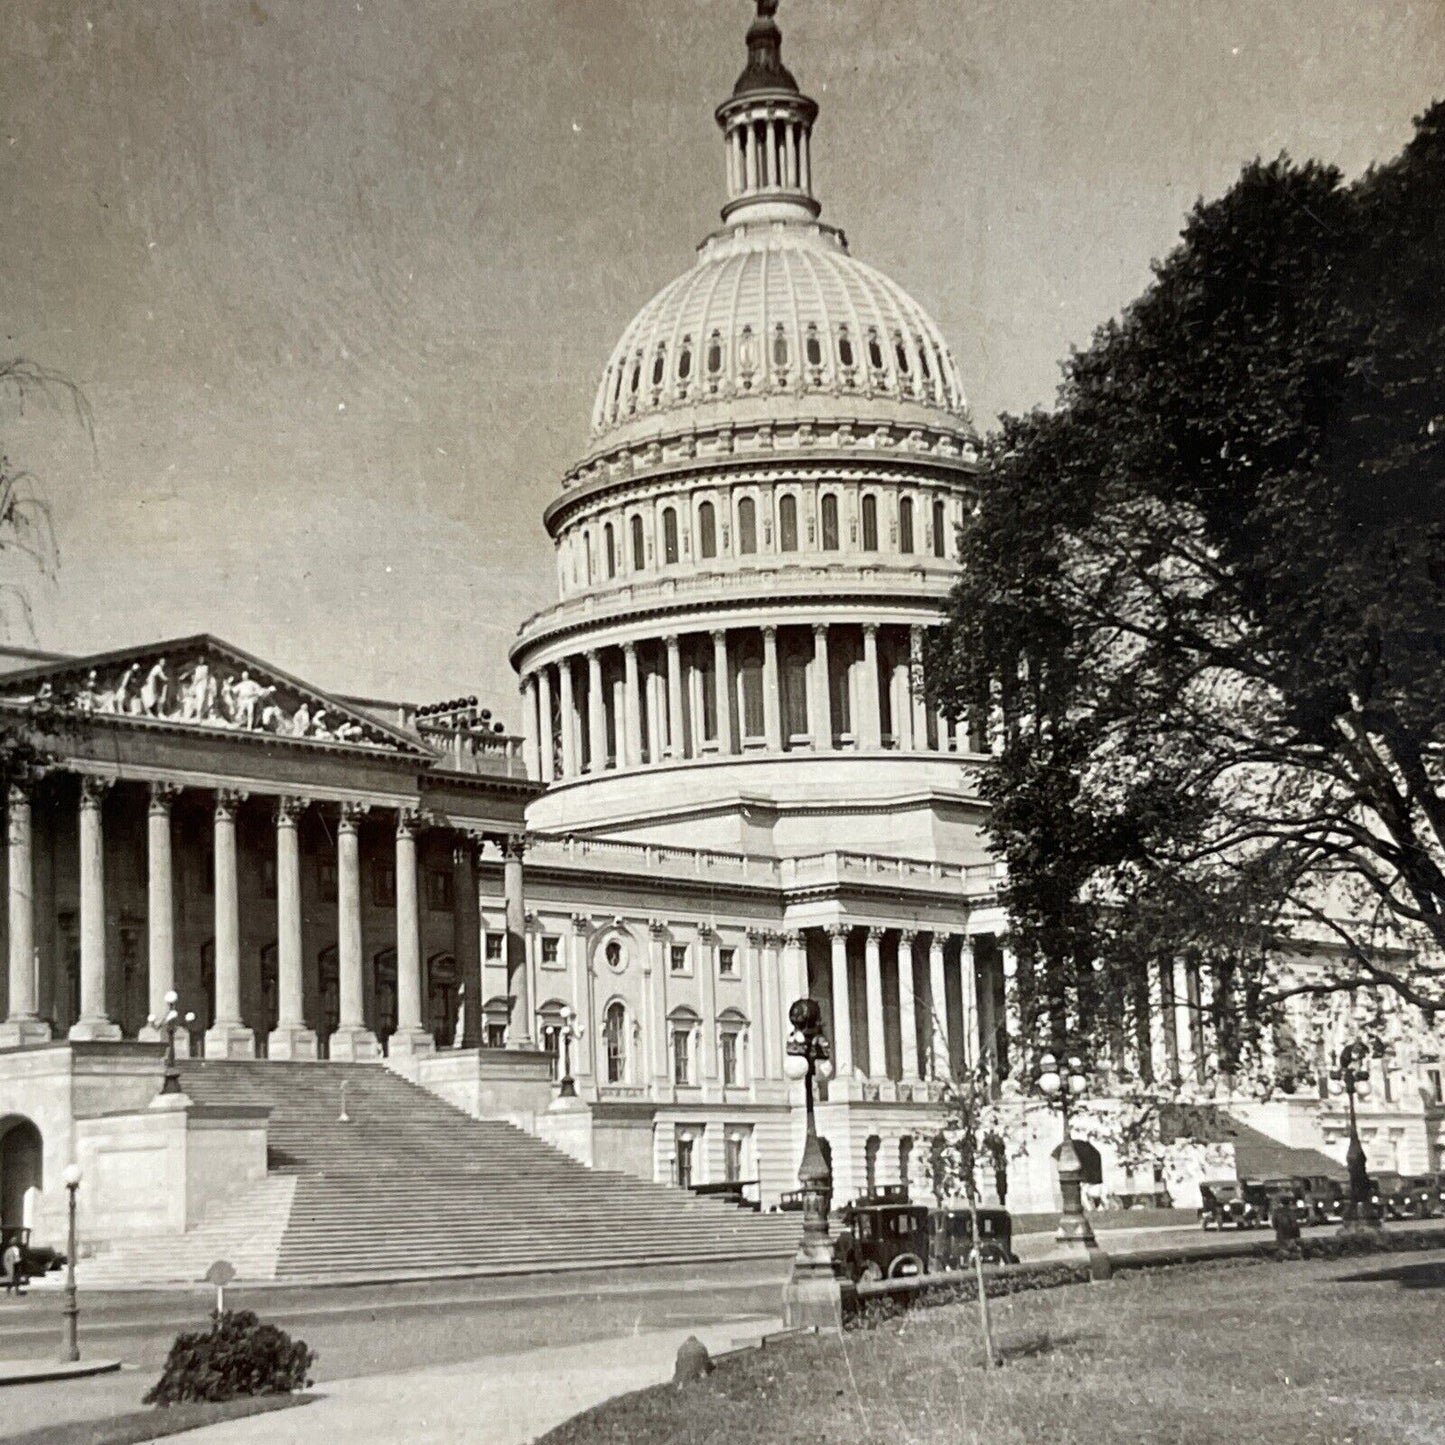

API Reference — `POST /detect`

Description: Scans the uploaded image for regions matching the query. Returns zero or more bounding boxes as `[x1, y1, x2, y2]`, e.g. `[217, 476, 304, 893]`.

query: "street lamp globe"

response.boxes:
[816, 1057, 835, 1083]
[164, 989, 178, 1007]
[1355, 1077, 1371, 1100]
[62, 1164, 81, 1190]
[782, 1052, 809, 1081]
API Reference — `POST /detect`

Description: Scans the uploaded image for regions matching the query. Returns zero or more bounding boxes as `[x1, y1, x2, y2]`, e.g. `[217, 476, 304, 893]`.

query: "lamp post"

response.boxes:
[1037, 1047, 1096, 1248]
[147, 990, 195, 1097]
[781, 997, 842, 1329]
[1330, 1040, 1380, 1228]
[556, 1005, 581, 1099]
[60, 1164, 81, 1363]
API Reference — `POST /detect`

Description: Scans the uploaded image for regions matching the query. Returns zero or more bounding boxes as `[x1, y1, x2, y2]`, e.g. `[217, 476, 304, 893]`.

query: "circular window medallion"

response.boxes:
[605, 940, 626, 973]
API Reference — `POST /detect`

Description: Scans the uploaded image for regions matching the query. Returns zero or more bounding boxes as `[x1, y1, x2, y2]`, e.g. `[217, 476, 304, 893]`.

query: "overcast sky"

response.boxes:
[2, 0, 1439, 717]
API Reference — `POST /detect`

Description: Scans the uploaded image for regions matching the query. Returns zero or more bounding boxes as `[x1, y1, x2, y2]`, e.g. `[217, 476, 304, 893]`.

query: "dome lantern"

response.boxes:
[714, 1, 820, 226]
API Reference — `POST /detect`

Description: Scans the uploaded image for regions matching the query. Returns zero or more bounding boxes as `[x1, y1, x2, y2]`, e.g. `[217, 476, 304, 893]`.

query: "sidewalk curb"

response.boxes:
[0, 1357, 122, 1386]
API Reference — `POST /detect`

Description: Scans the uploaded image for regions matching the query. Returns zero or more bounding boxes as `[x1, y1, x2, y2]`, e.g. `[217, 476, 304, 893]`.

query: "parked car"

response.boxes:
[1386, 1175, 1436, 1220]
[1294, 1175, 1346, 1225]
[1199, 1180, 1267, 1230]
[928, 1206, 1019, 1269]
[832, 1197, 932, 1282]
[1371, 1173, 1404, 1220]
[1256, 1177, 1311, 1227]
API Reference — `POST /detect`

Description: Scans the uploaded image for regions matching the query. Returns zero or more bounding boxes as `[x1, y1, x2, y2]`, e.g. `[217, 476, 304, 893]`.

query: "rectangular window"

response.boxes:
[718, 947, 737, 977]
[672, 1029, 692, 1085]
[721, 1031, 739, 1087]
[485, 1023, 507, 1049]
[484, 931, 504, 961]
[541, 936, 561, 967]
[426, 869, 453, 911]
[371, 861, 396, 909]
[670, 944, 689, 974]
[724, 1132, 744, 1182]
[317, 859, 337, 903]
[1429, 1068, 1444, 1105]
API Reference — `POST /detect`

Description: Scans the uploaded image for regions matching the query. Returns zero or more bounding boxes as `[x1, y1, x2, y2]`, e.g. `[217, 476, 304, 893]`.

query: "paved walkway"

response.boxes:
[150, 1317, 782, 1445]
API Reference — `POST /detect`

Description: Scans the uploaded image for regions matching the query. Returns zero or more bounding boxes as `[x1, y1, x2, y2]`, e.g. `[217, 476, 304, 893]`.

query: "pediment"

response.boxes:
[0, 635, 428, 755]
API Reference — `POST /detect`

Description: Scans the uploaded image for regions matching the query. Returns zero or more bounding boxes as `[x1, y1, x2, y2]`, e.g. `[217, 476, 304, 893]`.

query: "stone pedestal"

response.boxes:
[782, 1267, 847, 1333]
[0, 1018, 52, 1049]
[68, 1017, 123, 1043]
[327, 1026, 382, 1063]
[203, 1022, 256, 1060]
[537, 1091, 593, 1166]
[386, 1026, 436, 1065]
[266, 1024, 319, 1061]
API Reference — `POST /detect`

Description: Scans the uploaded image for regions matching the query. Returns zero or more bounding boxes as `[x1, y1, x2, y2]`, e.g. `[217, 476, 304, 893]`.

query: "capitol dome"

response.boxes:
[590, 222, 971, 448]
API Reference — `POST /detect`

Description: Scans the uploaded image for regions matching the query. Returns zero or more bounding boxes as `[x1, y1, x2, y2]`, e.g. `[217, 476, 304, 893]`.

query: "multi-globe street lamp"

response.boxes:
[1329, 1040, 1380, 1226]
[60, 1164, 81, 1362]
[782, 998, 836, 1281]
[147, 990, 195, 1097]
[555, 1004, 582, 1099]
[1036, 1046, 1096, 1247]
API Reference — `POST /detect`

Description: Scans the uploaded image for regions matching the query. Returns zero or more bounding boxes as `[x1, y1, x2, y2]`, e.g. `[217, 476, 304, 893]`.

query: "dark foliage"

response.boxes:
[144, 1310, 315, 1407]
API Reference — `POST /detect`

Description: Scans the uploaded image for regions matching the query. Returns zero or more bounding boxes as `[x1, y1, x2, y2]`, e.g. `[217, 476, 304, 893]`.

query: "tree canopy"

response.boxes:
[928, 101, 1445, 1070]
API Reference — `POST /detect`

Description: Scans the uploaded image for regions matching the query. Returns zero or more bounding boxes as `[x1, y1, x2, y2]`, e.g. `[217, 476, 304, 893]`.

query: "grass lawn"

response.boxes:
[2, 1393, 313, 1445]
[539, 1251, 1445, 1445]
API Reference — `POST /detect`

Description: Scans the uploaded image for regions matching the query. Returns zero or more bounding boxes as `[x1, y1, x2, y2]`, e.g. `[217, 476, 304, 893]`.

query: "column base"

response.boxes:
[267, 1024, 319, 1061]
[328, 1026, 382, 1062]
[0, 1017, 53, 1048]
[68, 1017, 122, 1043]
[386, 1026, 435, 1061]
[1055, 1211, 1098, 1248]
[203, 1022, 256, 1059]
[137, 1024, 192, 1056]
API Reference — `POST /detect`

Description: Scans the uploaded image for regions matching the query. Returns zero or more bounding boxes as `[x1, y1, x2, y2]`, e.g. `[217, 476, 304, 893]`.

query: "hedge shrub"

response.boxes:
[144, 1309, 316, 1406]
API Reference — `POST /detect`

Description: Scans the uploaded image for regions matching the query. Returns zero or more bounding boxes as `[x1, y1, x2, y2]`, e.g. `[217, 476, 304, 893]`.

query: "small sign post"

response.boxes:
[204, 1258, 236, 1318]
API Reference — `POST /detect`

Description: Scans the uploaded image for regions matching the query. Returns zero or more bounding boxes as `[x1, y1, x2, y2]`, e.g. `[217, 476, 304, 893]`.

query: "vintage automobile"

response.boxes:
[832, 1197, 932, 1282]
[1385, 1175, 1437, 1220]
[0, 1227, 64, 1292]
[1256, 1177, 1311, 1227]
[1199, 1179, 1269, 1230]
[1294, 1175, 1346, 1225]
[928, 1206, 1020, 1269]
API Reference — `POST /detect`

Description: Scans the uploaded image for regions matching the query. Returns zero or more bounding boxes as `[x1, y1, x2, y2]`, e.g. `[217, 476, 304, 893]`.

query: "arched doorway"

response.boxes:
[0, 1118, 42, 1231]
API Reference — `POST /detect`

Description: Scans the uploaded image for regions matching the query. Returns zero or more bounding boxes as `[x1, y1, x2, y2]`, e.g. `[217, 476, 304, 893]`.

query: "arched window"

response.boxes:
[837, 327, 855, 371]
[861, 495, 878, 551]
[805, 324, 823, 370]
[899, 497, 915, 554]
[604, 1001, 627, 1084]
[629, 352, 642, 396]
[651, 344, 666, 389]
[917, 338, 933, 382]
[772, 324, 789, 370]
[779, 494, 798, 552]
[604, 522, 616, 579]
[677, 336, 693, 383]
[662, 507, 680, 565]
[867, 328, 885, 372]
[698, 501, 717, 560]
[821, 493, 840, 551]
[737, 325, 757, 377]
[933, 499, 947, 559]
[894, 334, 911, 375]
[737, 496, 757, 555]
[630, 514, 645, 571]
[581, 529, 593, 585]
[706, 329, 724, 382]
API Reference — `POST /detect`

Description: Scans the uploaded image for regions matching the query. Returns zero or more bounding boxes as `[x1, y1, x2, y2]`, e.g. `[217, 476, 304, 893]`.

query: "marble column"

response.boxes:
[711, 630, 735, 755]
[761, 626, 782, 751]
[570, 914, 593, 1078]
[645, 664, 665, 764]
[928, 932, 950, 1080]
[623, 642, 643, 768]
[137, 783, 180, 1047]
[892, 653, 913, 749]
[959, 934, 978, 1072]
[829, 925, 854, 1078]
[389, 808, 433, 1059]
[1001, 939, 1020, 1083]
[649, 921, 670, 1085]
[699, 930, 719, 1084]
[558, 659, 579, 778]
[504, 834, 532, 1046]
[747, 930, 771, 1080]
[268, 795, 317, 1060]
[537, 666, 556, 783]
[780, 929, 808, 1007]
[1145, 957, 1168, 1085]
[328, 804, 380, 1060]
[909, 625, 929, 751]
[864, 927, 887, 1079]
[452, 837, 482, 1048]
[205, 789, 255, 1058]
[860, 625, 882, 749]
[0, 784, 47, 1046]
[69, 776, 121, 1040]
[665, 635, 684, 758]
[586, 650, 606, 772]
[521, 675, 540, 781]
[897, 931, 920, 1081]
[811, 624, 832, 751]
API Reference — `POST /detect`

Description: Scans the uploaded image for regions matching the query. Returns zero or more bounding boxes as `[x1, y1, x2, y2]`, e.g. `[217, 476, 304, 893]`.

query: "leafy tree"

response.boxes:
[927, 102, 1445, 1063]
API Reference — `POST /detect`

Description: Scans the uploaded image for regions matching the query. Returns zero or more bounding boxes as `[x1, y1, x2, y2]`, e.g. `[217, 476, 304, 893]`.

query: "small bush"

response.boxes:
[144, 1309, 316, 1406]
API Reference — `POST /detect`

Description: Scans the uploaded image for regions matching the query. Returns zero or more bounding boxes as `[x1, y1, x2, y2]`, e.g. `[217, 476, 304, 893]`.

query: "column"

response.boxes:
[909, 625, 929, 751]
[330, 803, 380, 1060]
[786, 123, 799, 188]
[711, 631, 735, 755]
[1144, 958, 1168, 1085]
[623, 642, 643, 768]
[959, 934, 978, 1071]
[811, 623, 832, 750]
[699, 931, 719, 1085]
[829, 925, 854, 1079]
[742, 123, 755, 190]
[69, 776, 121, 1040]
[897, 931, 920, 1081]
[558, 658, 579, 778]
[450, 837, 482, 1048]
[761, 626, 782, 751]
[389, 808, 432, 1059]
[646, 663, 665, 764]
[747, 930, 772, 1081]
[860, 625, 882, 749]
[665, 635, 684, 758]
[204, 789, 254, 1057]
[936, 709, 952, 753]
[780, 930, 808, 1006]
[0, 784, 47, 1046]
[586, 650, 606, 771]
[521, 675, 540, 781]
[928, 933, 950, 1080]
[892, 653, 913, 749]
[649, 921, 670, 1086]
[135, 783, 179, 1043]
[268, 795, 317, 1060]
[570, 915, 593, 1079]
[537, 666, 556, 783]
[1173, 959, 1197, 1083]
[863, 927, 887, 1079]
[1001, 939, 1020, 1083]
[504, 834, 533, 1046]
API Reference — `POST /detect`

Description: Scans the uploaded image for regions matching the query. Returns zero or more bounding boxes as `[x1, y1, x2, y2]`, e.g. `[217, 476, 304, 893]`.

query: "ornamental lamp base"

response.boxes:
[1055, 1211, 1098, 1249]
[782, 1263, 846, 1333]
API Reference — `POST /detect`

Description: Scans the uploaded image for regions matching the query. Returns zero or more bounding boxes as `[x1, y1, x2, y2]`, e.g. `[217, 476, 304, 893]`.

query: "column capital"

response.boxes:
[571, 912, 592, 934]
[928, 930, 949, 954]
[275, 794, 309, 825]
[899, 929, 919, 947]
[78, 773, 113, 806]
[865, 925, 886, 943]
[338, 800, 369, 831]
[812, 621, 829, 639]
[710, 628, 728, 644]
[585, 646, 601, 663]
[214, 788, 247, 820]
[622, 639, 638, 656]
[827, 923, 851, 942]
[6, 781, 30, 808]
[746, 927, 769, 947]
[148, 780, 182, 814]
[503, 831, 527, 862]
[521, 672, 538, 695]
[778, 930, 804, 949]
[664, 633, 681, 650]
[396, 806, 421, 839]
[649, 919, 669, 941]
[761, 624, 777, 641]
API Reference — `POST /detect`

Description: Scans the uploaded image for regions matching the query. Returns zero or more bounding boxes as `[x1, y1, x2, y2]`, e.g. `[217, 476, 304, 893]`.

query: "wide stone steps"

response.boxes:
[150, 1059, 798, 1283]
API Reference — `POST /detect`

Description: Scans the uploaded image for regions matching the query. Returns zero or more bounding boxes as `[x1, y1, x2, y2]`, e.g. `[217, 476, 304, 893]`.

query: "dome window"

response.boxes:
[861, 495, 878, 552]
[737, 325, 758, 388]
[778, 494, 798, 553]
[677, 337, 693, 384]
[804, 324, 823, 372]
[820, 493, 840, 552]
[706, 330, 724, 388]
[772, 324, 789, 371]
[651, 344, 667, 391]
[604, 522, 617, 579]
[630, 514, 646, 572]
[867, 328, 885, 374]
[894, 334, 913, 396]
[698, 501, 717, 560]
[836, 327, 855, 371]
[737, 497, 757, 555]
[932, 498, 947, 559]
[899, 497, 915, 554]
[628, 352, 642, 413]
[662, 506, 680, 566]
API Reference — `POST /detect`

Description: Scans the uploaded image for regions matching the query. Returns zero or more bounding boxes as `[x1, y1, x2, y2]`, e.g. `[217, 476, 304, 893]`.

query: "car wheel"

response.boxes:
[888, 1254, 924, 1279]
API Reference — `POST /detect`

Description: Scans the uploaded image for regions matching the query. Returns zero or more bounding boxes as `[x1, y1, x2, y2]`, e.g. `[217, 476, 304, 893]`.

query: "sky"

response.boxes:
[2, 0, 1440, 721]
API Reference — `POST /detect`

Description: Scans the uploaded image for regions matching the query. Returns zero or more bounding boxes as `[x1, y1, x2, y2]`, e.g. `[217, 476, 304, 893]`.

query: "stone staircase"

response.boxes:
[87, 1061, 798, 1285]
